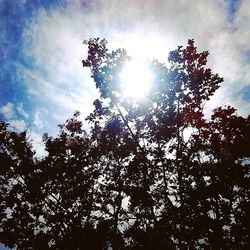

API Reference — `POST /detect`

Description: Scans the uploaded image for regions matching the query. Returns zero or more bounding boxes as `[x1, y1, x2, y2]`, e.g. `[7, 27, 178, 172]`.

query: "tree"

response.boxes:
[0, 38, 249, 249]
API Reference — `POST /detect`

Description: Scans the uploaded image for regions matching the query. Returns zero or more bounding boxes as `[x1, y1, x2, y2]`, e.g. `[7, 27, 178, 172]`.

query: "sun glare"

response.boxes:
[119, 60, 154, 98]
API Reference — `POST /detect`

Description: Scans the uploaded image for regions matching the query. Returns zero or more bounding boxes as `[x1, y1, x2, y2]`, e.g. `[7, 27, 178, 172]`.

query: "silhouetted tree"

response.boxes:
[0, 39, 249, 249]
[82, 38, 250, 249]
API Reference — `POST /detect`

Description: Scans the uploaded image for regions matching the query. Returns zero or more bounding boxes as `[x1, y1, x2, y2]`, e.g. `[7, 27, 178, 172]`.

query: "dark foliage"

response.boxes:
[0, 39, 249, 249]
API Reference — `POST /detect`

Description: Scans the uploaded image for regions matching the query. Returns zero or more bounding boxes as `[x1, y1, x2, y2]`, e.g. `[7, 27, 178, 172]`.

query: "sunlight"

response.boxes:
[119, 59, 154, 98]
[113, 32, 174, 98]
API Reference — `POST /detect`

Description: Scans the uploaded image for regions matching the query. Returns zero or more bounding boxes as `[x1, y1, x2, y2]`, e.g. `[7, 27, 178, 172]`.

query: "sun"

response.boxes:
[119, 59, 154, 98]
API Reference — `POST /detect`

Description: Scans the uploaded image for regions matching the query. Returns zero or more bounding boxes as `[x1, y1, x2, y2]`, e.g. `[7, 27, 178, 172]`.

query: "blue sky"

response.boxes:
[0, 0, 250, 157]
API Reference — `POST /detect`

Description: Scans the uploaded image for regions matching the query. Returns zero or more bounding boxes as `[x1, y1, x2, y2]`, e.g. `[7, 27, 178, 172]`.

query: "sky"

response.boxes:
[0, 0, 250, 157]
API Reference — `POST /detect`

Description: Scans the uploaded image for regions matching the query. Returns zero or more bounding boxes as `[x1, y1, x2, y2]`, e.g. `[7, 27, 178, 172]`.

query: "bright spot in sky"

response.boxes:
[119, 60, 154, 98]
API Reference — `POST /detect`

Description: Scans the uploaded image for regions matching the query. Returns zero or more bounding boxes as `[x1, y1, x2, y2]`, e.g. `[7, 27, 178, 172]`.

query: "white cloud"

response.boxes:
[0, 102, 14, 119]
[9, 119, 27, 132]
[28, 131, 47, 158]
[34, 110, 44, 130]
[0, 103, 28, 132]
[19, 0, 250, 123]
[17, 103, 29, 119]
[234, 0, 250, 50]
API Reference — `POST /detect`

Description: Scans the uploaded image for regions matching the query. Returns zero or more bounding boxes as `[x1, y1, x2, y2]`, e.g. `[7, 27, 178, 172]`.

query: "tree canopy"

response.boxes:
[0, 38, 249, 249]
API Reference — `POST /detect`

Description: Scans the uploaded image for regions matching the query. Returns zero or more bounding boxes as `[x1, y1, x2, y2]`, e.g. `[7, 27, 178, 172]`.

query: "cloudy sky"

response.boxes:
[0, 0, 250, 157]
